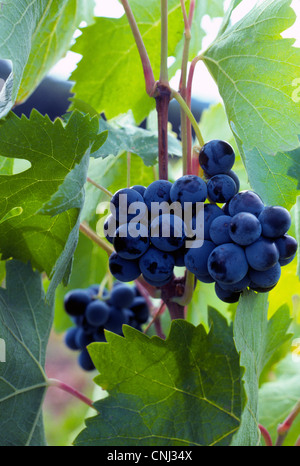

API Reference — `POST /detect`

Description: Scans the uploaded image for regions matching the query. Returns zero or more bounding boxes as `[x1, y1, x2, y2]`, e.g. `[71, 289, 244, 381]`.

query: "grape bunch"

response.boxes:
[104, 139, 298, 304]
[63, 282, 149, 371]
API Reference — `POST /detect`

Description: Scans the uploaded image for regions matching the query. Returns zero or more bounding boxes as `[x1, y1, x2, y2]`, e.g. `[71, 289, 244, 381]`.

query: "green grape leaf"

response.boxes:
[0, 260, 54, 446]
[71, 0, 187, 123]
[0, 110, 104, 288]
[232, 291, 292, 446]
[202, 0, 300, 208]
[0, 0, 95, 117]
[75, 310, 244, 446]
[93, 114, 182, 166]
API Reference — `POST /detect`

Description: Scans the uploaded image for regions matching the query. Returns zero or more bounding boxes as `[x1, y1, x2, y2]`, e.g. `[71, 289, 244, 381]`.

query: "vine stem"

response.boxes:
[259, 424, 273, 447]
[87, 177, 113, 198]
[171, 270, 195, 306]
[79, 222, 114, 256]
[276, 401, 300, 446]
[120, 0, 156, 96]
[160, 0, 169, 85]
[47, 378, 97, 411]
[171, 88, 205, 147]
[156, 84, 171, 180]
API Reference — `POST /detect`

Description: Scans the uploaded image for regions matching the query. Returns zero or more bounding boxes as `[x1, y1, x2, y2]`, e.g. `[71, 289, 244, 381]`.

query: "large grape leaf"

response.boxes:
[75, 310, 244, 446]
[71, 0, 188, 123]
[0, 0, 95, 118]
[0, 110, 104, 288]
[232, 291, 292, 446]
[202, 0, 300, 209]
[0, 260, 54, 446]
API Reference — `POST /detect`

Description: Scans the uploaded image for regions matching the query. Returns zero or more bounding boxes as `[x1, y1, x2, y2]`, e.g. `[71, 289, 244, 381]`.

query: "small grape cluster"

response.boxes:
[63, 282, 149, 371]
[104, 139, 298, 303]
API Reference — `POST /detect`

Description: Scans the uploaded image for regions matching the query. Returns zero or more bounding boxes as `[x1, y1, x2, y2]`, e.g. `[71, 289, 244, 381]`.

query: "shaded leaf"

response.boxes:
[0, 260, 54, 446]
[75, 310, 244, 446]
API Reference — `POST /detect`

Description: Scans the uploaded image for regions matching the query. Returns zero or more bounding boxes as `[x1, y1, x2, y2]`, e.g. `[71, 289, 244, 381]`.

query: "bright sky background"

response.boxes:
[50, 0, 300, 103]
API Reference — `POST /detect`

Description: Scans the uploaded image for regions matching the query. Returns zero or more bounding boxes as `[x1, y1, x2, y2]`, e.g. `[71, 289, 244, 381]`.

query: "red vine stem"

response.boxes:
[259, 424, 273, 447]
[276, 401, 300, 446]
[47, 378, 97, 411]
[120, 0, 156, 96]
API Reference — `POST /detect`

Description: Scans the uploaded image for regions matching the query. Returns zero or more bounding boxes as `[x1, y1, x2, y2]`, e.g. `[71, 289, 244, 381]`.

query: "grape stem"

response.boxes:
[259, 424, 273, 447]
[275, 400, 300, 446]
[179, 0, 196, 175]
[171, 270, 196, 306]
[87, 177, 113, 198]
[156, 84, 171, 180]
[79, 222, 114, 256]
[171, 88, 205, 147]
[144, 300, 167, 339]
[47, 378, 97, 412]
[120, 0, 157, 96]
[160, 0, 169, 85]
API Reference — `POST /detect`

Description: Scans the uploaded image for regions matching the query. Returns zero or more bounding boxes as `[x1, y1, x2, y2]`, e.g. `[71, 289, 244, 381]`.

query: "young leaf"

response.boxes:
[202, 0, 300, 208]
[93, 114, 182, 166]
[232, 291, 292, 446]
[0, 110, 104, 288]
[0, 0, 95, 117]
[71, 0, 188, 123]
[75, 310, 244, 446]
[0, 260, 54, 446]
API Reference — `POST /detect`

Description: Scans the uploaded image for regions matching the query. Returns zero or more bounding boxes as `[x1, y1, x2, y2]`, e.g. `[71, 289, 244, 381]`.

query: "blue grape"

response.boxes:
[105, 308, 130, 334]
[278, 255, 296, 267]
[216, 275, 250, 293]
[203, 203, 225, 240]
[131, 185, 146, 196]
[207, 174, 237, 203]
[130, 297, 149, 323]
[196, 273, 215, 284]
[64, 289, 91, 317]
[173, 246, 186, 267]
[228, 190, 265, 217]
[85, 300, 111, 327]
[184, 240, 216, 277]
[110, 284, 135, 308]
[75, 328, 94, 350]
[215, 283, 241, 303]
[258, 206, 292, 239]
[139, 247, 175, 283]
[64, 327, 81, 351]
[275, 234, 298, 262]
[78, 349, 95, 372]
[208, 243, 249, 284]
[150, 214, 185, 252]
[143, 180, 172, 212]
[93, 328, 106, 342]
[249, 262, 281, 289]
[245, 237, 279, 271]
[103, 214, 118, 244]
[227, 170, 240, 194]
[109, 252, 141, 282]
[141, 274, 173, 287]
[113, 223, 150, 260]
[209, 215, 232, 245]
[229, 212, 262, 246]
[199, 140, 235, 176]
[110, 188, 144, 223]
[169, 175, 207, 206]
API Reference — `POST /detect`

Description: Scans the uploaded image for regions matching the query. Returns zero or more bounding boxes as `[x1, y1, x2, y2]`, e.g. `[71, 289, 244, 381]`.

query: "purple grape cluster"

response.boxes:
[104, 139, 298, 303]
[63, 282, 149, 371]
